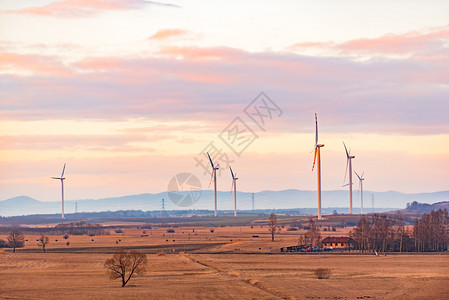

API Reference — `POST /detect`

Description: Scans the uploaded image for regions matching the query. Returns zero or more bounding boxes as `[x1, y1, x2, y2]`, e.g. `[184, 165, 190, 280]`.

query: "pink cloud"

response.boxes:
[3, 0, 178, 17]
[288, 26, 449, 56]
[0, 52, 71, 76]
[148, 29, 188, 40]
[1, 40, 448, 135]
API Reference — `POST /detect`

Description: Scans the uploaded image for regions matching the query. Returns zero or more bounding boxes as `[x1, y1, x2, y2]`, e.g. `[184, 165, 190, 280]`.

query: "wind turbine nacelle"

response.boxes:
[317, 144, 325, 147]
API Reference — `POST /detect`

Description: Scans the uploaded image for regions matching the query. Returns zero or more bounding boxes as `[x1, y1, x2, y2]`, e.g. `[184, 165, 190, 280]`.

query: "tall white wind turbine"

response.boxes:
[51, 163, 66, 219]
[229, 166, 238, 217]
[312, 113, 324, 220]
[354, 171, 365, 215]
[207, 152, 219, 217]
[343, 142, 355, 214]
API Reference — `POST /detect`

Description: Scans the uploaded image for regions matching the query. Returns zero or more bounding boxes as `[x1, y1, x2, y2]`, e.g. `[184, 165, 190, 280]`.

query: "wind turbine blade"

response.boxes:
[61, 163, 66, 177]
[361, 171, 364, 179]
[312, 148, 317, 171]
[207, 152, 214, 168]
[343, 141, 349, 158]
[229, 166, 235, 179]
[315, 113, 318, 144]
[51, 177, 60, 179]
[354, 171, 361, 180]
[343, 158, 349, 183]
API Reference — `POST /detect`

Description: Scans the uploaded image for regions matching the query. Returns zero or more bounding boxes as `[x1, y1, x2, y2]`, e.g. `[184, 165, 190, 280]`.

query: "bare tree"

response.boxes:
[104, 250, 148, 287]
[304, 219, 321, 248]
[351, 215, 371, 252]
[7, 230, 25, 252]
[268, 213, 277, 241]
[37, 235, 49, 252]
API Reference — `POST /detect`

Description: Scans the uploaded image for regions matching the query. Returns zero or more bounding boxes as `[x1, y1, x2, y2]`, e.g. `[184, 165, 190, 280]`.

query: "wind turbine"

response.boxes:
[207, 152, 219, 217]
[343, 142, 355, 214]
[229, 166, 238, 217]
[354, 171, 365, 215]
[312, 113, 324, 220]
[51, 163, 66, 219]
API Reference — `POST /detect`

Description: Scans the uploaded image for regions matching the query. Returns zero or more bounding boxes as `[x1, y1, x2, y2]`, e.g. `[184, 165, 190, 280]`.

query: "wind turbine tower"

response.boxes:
[355, 171, 365, 215]
[229, 166, 238, 217]
[207, 152, 219, 216]
[343, 142, 355, 214]
[51, 163, 66, 219]
[312, 114, 324, 220]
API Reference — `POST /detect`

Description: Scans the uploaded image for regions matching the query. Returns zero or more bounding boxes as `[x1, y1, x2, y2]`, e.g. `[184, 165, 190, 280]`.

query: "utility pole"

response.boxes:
[252, 193, 255, 210]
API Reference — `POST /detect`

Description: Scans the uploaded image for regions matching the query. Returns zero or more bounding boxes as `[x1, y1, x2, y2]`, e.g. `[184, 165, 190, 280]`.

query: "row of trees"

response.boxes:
[351, 209, 448, 252]
[0, 230, 50, 252]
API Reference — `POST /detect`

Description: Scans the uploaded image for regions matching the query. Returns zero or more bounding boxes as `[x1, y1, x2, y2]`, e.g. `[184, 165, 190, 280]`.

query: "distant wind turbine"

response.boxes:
[51, 163, 66, 219]
[312, 113, 324, 220]
[354, 171, 365, 215]
[229, 166, 238, 217]
[343, 142, 355, 214]
[207, 152, 219, 217]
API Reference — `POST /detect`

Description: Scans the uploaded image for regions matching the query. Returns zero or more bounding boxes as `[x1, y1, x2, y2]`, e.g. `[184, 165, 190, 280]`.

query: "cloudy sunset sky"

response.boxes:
[1, 0, 448, 203]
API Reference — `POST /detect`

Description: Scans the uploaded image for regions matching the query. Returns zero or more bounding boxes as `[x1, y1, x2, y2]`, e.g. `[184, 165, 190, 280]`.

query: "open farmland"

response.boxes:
[1, 251, 448, 299]
[1, 224, 448, 299]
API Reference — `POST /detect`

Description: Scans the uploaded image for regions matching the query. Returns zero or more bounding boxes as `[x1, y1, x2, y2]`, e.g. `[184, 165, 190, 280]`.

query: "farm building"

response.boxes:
[321, 237, 354, 249]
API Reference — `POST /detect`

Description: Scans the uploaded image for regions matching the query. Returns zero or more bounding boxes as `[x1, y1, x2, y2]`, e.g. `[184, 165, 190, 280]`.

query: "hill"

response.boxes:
[0, 190, 448, 217]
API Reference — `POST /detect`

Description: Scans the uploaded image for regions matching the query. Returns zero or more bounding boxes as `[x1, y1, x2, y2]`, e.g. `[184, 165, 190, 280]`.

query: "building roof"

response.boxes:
[322, 236, 353, 243]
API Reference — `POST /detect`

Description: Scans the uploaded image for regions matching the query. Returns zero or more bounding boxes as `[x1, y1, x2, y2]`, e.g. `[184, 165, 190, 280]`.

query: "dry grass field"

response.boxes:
[1, 225, 448, 299]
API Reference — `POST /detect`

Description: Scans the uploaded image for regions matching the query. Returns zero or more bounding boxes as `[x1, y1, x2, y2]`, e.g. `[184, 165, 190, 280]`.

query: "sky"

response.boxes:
[0, 0, 448, 204]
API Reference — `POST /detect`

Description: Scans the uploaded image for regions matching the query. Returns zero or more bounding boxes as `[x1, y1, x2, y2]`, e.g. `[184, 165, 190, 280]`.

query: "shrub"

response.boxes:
[167, 229, 175, 233]
[63, 234, 69, 239]
[287, 227, 298, 231]
[114, 229, 123, 234]
[314, 268, 331, 279]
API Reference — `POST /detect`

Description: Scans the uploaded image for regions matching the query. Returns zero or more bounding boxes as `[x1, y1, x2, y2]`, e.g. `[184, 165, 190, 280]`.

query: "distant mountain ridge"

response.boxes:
[1, 190, 448, 217]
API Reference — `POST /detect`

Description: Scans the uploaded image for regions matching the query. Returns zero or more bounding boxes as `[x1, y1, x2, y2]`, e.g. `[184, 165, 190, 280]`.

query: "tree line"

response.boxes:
[350, 209, 448, 252]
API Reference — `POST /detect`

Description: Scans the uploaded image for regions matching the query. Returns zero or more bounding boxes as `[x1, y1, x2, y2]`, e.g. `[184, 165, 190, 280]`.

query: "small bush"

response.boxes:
[167, 229, 175, 233]
[314, 268, 331, 279]
[114, 229, 123, 234]
[287, 227, 298, 231]
[210, 229, 214, 233]
[63, 234, 69, 239]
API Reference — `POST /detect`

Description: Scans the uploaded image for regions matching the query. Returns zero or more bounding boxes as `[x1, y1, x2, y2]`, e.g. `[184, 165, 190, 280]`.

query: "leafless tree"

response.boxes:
[37, 235, 49, 252]
[395, 214, 405, 252]
[7, 230, 25, 252]
[351, 215, 371, 252]
[104, 250, 148, 287]
[304, 219, 321, 248]
[413, 209, 448, 252]
[268, 213, 277, 241]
